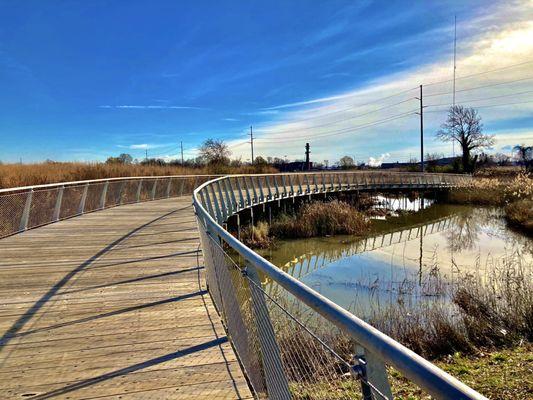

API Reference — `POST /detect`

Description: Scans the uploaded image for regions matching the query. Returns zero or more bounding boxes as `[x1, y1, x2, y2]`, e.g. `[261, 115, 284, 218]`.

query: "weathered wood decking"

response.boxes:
[0, 197, 252, 399]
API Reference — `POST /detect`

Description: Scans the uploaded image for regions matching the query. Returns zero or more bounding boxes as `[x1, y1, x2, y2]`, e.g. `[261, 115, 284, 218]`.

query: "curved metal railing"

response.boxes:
[193, 171, 485, 400]
[0, 175, 219, 238]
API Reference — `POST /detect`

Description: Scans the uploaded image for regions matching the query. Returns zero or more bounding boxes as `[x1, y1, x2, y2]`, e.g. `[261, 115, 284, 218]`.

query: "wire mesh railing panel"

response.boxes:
[0, 192, 27, 237]
[200, 226, 382, 400]
[105, 181, 123, 207]
[59, 185, 85, 219]
[84, 182, 106, 212]
[120, 180, 140, 204]
[199, 224, 268, 397]
[28, 188, 59, 229]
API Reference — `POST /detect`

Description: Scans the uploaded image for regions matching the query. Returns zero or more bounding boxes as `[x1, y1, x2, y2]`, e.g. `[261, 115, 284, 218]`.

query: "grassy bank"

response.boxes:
[505, 199, 533, 235]
[390, 345, 532, 400]
[277, 255, 532, 399]
[0, 161, 276, 189]
[239, 200, 370, 248]
[448, 172, 533, 233]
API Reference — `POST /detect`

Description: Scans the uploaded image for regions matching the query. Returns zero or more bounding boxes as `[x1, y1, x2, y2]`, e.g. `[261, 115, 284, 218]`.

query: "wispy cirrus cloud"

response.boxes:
[117, 143, 174, 150]
[99, 105, 205, 110]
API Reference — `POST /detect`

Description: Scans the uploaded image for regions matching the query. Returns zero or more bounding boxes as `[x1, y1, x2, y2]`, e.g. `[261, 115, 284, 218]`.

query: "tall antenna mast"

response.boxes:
[453, 15, 457, 107]
[452, 14, 457, 158]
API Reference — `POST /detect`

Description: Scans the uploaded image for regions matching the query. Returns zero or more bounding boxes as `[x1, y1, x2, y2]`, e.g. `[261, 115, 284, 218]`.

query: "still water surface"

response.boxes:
[260, 203, 533, 314]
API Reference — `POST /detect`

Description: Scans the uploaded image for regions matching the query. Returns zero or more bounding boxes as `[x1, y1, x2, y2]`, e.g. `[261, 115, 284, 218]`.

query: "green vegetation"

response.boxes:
[389, 345, 532, 400]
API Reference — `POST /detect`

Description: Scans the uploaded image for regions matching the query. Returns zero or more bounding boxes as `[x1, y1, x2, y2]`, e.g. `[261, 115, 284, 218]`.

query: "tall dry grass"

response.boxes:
[448, 171, 532, 206]
[0, 161, 277, 189]
[270, 200, 371, 239]
[366, 253, 533, 359]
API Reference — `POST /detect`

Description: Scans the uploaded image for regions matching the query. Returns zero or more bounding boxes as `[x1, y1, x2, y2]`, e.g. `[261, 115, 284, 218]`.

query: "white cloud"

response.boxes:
[368, 153, 391, 167]
[229, 1, 533, 163]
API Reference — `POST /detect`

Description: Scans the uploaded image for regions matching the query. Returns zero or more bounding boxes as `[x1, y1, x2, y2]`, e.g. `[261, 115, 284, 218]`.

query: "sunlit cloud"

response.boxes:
[229, 1, 533, 164]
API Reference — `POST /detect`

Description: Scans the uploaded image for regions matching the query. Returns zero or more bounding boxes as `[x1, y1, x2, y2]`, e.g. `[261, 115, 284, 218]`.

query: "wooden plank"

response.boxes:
[0, 197, 252, 399]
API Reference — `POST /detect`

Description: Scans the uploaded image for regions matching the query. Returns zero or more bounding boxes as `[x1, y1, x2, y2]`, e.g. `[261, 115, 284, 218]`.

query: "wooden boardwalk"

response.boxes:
[0, 197, 252, 399]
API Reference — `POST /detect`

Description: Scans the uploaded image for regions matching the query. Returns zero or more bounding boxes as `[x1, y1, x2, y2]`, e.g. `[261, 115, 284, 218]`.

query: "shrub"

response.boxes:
[239, 221, 272, 249]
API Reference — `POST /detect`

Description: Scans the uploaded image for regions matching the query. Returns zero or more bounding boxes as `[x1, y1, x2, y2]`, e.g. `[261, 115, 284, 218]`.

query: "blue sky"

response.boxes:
[0, 0, 531, 164]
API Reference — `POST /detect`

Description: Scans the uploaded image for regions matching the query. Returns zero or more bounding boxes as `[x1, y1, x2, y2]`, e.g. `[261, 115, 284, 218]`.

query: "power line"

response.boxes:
[257, 87, 419, 128]
[423, 59, 533, 87]
[426, 89, 533, 108]
[424, 76, 533, 98]
[255, 97, 416, 137]
[255, 110, 417, 143]
[425, 99, 533, 113]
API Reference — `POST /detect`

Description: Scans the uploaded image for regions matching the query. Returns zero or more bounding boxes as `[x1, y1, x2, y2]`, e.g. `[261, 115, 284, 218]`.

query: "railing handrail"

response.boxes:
[193, 172, 486, 400]
[0, 174, 223, 194]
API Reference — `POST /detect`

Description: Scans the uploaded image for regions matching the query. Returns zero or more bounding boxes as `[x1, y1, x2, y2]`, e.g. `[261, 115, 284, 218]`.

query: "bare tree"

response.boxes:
[437, 105, 494, 173]
[513, 144, 532, 171]
[199, 139, 231, 165]
[339, 155, 354, 169]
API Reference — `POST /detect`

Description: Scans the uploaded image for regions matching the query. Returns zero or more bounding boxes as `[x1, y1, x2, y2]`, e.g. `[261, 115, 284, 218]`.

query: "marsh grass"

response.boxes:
[240, 221, 273, 248]
[448, 171, 532, 206]
[0, 161, 276, 189]
[505, 199, 533, 234]
[269, 200, 371, 239]
[271, 254, 532, 399]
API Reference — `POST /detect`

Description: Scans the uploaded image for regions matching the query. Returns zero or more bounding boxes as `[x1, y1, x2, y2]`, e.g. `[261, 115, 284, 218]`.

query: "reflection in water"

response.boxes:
[262, 203, 533, 315]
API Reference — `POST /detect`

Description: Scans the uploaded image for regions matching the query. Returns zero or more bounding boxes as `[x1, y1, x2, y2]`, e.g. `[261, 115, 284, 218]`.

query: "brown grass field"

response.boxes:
[0, 162, 277, 189]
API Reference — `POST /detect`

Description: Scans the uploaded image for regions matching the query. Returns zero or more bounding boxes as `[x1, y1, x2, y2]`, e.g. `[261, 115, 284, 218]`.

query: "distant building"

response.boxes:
[381, 157, 457, 169]
[277, 161, 313, 172]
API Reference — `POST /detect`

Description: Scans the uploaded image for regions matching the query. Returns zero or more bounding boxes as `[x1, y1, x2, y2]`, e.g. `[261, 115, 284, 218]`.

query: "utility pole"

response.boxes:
[180, 141, 184, 164]
[249, 125, 254, 165]
[305, 143, 310, 171]
[415, 85, 425, 172]
[145, 149, 148, 161]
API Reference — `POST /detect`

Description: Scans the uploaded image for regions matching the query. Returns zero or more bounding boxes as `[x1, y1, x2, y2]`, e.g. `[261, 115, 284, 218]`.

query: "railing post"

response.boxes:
[53, 186, 64, 221]
[216, 180, 228, 221]
[265, 176, 273, 200]
[166, 178, 172, 198]
[235, 177, 245, 208]
[297, 174, 303, 194]
[180, 178, 186, 197]
[227, 178, 238, 213]
[78, 183, 89, 214]
[210, 185, 223, 223]
[288, 174, 295, 195]
[354, 344, 394, 400]
[257, 177, 265, 202]
[281, 175, 288, 197]
[19, 189, 33, 232]
[136, 179, 143, 202]
[247, 265, 292, 400]
[250, 176, 259, 203]
[204, 187, 216, 217]
[243, 177, 252, 206]
[100, 181, 109, 209]
[151, 179, 158, 200]
[223, 179, 235, 215]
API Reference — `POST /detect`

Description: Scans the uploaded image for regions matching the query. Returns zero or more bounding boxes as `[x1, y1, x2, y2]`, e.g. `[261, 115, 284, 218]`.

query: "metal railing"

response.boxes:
[0, 175, 219, 239]
[193, 171, 486, 400]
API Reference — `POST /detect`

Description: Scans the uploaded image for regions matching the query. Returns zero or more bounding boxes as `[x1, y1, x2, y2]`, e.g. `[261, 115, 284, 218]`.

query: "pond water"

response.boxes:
[260, 202, 533, 316]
